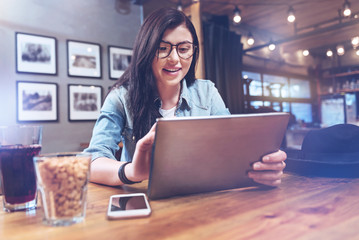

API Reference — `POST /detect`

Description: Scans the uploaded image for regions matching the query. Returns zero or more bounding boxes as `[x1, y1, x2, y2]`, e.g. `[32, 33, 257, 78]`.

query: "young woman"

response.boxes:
[85, 7, 286, 187]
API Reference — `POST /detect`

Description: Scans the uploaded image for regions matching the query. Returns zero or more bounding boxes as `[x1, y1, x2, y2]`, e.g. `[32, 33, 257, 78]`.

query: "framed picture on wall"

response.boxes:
[108, 46, 132, 80]
[68, 84, 102, 121]
[15, 32, 57, 75]
[67, 40, 102, 78]
[16, 81, 58, 122]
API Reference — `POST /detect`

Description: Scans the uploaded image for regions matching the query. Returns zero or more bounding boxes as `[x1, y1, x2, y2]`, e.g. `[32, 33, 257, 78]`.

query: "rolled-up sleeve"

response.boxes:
[84, 90, 126, 161]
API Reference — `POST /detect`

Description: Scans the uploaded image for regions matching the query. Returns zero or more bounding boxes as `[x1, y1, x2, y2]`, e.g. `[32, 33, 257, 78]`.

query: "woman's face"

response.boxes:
[152, 24, 193, 89]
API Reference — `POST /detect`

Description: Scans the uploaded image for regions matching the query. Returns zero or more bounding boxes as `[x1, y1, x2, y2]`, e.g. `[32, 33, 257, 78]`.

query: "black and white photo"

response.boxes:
[16, 32, 57, 75]
[16, 81, 58, 122]
[67, 40, 102, 78]
[68, 84, 102, 121]
[108, 46, 132, 80]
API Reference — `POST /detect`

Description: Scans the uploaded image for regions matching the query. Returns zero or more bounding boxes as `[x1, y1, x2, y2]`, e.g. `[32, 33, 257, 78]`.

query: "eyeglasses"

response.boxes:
[157, 41, 196, 59]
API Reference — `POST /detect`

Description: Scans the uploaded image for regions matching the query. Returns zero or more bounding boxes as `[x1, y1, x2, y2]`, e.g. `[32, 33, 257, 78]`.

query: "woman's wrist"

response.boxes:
[118, 162, 141, 184]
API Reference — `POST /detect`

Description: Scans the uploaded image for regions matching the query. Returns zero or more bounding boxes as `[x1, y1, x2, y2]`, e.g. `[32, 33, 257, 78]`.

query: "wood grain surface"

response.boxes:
[1, 173, 358, 240]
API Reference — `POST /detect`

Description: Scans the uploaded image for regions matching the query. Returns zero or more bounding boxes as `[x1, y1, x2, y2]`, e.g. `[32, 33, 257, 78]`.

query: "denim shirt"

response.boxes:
[84, 79, 230, 162]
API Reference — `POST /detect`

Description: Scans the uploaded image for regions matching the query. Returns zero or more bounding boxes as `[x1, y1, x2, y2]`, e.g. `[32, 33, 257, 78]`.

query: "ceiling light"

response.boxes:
[247, 32, 254, 46]
[302, 49, 309, 56]
[343, 0, 351, 17]
[337, 45, 345, 56]
[326, 49, 333, 57]
[351, 36, 359, 47]
[233, 6, 242, 24]
[268, 42, 276, 51]
[177, 1, 182, 11]
[287, 6, 296, 23]
[356, 49, 359, 56]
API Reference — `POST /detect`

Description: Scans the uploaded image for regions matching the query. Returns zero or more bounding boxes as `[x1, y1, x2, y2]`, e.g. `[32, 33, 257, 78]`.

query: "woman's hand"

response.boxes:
[125, 123, 157, 182]
[247, 150, 287, 187]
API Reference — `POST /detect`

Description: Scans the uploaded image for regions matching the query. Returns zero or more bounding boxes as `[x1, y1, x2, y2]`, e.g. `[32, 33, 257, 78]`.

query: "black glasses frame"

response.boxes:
[157, 41, 197, 59]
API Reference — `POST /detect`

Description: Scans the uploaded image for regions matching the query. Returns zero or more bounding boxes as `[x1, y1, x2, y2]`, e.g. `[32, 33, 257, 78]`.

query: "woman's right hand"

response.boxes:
[125, 123, 157, 182]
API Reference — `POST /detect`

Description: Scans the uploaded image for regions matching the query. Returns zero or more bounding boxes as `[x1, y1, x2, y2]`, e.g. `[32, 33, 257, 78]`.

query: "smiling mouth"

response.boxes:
[163, 68, 181, 73]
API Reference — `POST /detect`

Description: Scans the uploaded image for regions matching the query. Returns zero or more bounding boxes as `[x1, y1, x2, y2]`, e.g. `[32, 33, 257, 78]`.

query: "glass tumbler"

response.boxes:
[33, 152, 91, 226]
[0, 125, 42, 212]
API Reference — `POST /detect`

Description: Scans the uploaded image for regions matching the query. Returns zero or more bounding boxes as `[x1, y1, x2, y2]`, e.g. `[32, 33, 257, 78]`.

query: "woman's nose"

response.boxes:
[167, 46, 180, 62]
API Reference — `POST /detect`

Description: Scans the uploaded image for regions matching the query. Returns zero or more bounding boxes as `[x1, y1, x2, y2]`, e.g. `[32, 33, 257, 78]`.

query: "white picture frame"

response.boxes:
[67, 40, 102, 78]
[108, 46, 132, 80]
[68, 84, 102, 121]
[16, 32, 57, 75]
[16, 81, 58, 122]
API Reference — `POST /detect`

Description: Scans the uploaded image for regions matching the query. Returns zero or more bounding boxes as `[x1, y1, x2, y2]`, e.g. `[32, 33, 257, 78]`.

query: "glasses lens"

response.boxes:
[157, 42, 195, 59]
[158, 42, 171, 59]
[177, 42, 194, 59]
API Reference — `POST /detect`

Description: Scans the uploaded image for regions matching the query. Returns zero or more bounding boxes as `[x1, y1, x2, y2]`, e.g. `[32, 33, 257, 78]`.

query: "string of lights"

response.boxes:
[176, 0, 358, 57]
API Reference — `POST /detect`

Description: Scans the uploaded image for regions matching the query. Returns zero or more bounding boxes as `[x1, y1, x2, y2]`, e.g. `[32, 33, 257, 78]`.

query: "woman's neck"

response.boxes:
[157, 83, 181, 110]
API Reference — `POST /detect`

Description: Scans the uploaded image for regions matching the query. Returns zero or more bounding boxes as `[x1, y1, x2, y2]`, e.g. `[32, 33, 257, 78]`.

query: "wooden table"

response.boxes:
[1, 173, 359, 240]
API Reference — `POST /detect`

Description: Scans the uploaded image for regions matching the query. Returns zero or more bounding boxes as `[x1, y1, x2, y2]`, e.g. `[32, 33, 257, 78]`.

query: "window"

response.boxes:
[272, 102, 281, 112]
[282, 102, 290, 112]
[291, 103, 313, 123]
[242, 71, 262, 96]
[289, 78, 311, 98]
[263, 74, 289, 98]
[250, 101, 264, 109]
[321, 97, 345, 127]
[241, 70, 313, 123]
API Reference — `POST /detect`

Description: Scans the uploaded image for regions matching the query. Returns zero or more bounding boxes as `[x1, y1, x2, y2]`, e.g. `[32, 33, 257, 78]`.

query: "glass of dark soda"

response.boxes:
[0, 125, 42, 212]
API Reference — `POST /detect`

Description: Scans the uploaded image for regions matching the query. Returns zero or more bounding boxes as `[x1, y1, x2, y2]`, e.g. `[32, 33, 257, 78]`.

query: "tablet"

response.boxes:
[147, 112, 289, 200]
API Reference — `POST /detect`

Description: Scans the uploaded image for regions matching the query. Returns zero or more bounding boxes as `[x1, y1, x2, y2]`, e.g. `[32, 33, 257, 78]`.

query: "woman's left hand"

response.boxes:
[247, 150, 287, 187]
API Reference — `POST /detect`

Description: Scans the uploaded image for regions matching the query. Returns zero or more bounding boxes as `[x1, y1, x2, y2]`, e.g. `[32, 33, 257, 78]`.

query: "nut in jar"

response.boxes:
[33, 152, 91, 226]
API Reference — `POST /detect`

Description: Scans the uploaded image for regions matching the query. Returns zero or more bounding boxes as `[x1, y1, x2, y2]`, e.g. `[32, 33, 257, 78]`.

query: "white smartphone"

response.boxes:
[107, 193, 151, 219]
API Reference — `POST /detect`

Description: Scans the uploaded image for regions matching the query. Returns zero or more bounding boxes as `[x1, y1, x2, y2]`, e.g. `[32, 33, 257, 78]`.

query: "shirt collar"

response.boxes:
[153, 79, 192, 110]
[178, 80, 192, 110]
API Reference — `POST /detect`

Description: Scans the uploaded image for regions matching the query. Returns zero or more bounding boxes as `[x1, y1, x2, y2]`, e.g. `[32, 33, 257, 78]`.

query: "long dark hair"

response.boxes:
[113, 7, 200, 141]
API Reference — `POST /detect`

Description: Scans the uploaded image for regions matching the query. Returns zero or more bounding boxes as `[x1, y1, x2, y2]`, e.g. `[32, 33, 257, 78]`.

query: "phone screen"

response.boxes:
[110, 195, 148, 211]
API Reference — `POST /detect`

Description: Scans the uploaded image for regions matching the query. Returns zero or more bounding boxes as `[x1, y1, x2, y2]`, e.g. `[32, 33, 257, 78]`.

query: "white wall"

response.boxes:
[0, 0, 141, 153]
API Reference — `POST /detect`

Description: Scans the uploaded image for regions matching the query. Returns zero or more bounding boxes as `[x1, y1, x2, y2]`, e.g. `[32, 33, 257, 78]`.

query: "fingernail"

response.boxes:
[253, 162, 260, 170]
[263, 156, 270, 162]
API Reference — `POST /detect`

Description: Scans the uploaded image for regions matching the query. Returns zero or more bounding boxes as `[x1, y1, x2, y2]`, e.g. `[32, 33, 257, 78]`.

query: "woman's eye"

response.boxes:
[159, 46, 168, 51]
[179, 47, 189, 53]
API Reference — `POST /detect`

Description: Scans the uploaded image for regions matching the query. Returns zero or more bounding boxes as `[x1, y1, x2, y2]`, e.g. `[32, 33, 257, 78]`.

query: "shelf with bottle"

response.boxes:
[323, 70, 359, 79]
[319, 66, 359, 96]
[337, 79, 359, 93]
[320, 74, 359, 95]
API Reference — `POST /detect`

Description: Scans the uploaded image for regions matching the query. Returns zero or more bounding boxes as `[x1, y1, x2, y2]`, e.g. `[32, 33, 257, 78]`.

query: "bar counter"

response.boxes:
[1, 173, 359, 240]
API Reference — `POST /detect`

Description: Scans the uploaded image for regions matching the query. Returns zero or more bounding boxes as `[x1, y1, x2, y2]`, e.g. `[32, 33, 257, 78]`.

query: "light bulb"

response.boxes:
[268, 43, 276, 51]
[351, 36, 359, 47]
[356, 49, 359, 56]
[233, 7, 241, 24]
[287, 7, 295, 23]
[247, 33, 254, 46]
[326, 49, 333, 57]
[247, 37, 254, 46]
[233, 14, 241, 23]
[302, 50, 309, 56]
[287, 14, 295, 23]
[337, 45, 345, 56]
[343, 0, 351, 17]
[344, 8, 351, 16]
